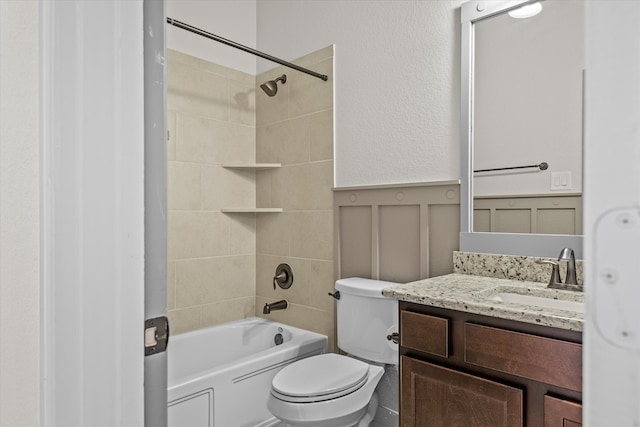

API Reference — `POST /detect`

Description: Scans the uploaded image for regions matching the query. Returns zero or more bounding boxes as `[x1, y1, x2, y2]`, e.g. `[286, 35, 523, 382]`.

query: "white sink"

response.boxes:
[486, 287, 584, 313]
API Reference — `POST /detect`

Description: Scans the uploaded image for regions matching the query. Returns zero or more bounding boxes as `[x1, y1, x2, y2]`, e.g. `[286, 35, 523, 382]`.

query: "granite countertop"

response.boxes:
[382, 273, 584, 332]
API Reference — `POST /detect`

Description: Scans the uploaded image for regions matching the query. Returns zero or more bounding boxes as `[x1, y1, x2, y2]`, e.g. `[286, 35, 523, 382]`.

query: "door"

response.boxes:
[41, 1, 168, 425]
[584, 2, 640, 425]
[544, 395, 582, 427]
[400, 356, 523, 427]
[144, 0, 169, 426]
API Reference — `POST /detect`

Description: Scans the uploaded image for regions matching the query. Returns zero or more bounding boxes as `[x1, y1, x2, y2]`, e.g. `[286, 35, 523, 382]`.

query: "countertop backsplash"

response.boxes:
[453, 251, 584, 286]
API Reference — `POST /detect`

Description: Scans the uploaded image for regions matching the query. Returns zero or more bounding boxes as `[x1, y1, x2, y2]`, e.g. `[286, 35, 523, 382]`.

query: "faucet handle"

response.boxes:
[535, 259, 562, 286]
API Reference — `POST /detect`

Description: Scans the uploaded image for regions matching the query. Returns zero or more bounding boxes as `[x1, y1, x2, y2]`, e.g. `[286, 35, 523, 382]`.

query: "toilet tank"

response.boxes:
[335, 277, 399, 364]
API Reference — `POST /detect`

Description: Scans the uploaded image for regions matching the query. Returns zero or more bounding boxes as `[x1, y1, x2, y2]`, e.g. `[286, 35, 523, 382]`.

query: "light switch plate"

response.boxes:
[551, 172, 572, 191]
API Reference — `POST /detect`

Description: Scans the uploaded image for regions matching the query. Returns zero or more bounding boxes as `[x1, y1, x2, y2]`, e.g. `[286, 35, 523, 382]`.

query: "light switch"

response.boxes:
[551, 172, 572, 191]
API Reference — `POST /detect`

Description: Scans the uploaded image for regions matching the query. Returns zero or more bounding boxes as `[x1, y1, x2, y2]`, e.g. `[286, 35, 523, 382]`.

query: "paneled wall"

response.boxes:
[335, 182, 461, 283]
[473, 195, 582, 235]
[167, 49, 257, 334]
[334, 181, 460, 427]
[254, 46, 336, 349]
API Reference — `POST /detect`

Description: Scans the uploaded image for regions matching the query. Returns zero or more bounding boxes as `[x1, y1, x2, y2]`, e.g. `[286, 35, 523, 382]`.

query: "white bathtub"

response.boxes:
[168, 317, 328, 427]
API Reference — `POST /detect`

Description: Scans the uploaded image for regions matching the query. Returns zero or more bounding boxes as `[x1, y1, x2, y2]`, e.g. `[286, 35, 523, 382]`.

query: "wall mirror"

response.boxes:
[460, 0, 584, 257]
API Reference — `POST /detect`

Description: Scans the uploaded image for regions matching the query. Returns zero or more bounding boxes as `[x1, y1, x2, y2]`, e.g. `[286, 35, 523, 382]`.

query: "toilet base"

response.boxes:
[276, 391, 379, 427]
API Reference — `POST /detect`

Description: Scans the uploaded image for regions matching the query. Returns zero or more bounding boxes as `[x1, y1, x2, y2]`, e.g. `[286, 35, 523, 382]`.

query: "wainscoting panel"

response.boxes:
[334, 182, 460, 283]
[339, 205, 373, 279]
[474, 195, 582, 235]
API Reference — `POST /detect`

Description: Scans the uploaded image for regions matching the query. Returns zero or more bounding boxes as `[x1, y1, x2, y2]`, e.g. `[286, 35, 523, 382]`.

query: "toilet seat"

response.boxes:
[271, 353, 369, 403]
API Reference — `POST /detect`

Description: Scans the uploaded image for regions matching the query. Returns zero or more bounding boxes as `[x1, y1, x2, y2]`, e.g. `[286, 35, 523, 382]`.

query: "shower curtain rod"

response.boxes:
[166, 18, 329, 82]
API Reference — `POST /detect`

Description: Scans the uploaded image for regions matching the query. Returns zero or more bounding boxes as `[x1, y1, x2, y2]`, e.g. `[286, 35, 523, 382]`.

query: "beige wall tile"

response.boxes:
[282, 116, 311, 165]
[284, 161, 333, 211]
[175, 255, 255, 307]
[308, 260, 336, 312]
[167, 211, 228, 260]
[256, 170, 272, 208]
[168, 110, 177, 161]
[257, 116, 312, 166]
[289, 211, 333, 260]
[291, 45, 334, 69]
[168, 49, 232, 79]
[229, 213, 256, 255]
[176, 115, 255, 165]
[201, 297, 256, 328]
[256, 213, 291, 257]
[256, 255, 310, 306]
[167, 60, 229, 120]
[167, 261, 176, 310]
[201, 166, 256, 210]
[168, 306, 201, 335]
[289, 58, 333, 118]
[168, 162, 201, 210]
[229, 79, 255, 126]
[310, 109, 334, 162]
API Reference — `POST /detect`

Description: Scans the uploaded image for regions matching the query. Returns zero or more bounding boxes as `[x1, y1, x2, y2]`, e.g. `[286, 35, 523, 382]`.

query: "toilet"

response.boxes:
[267, 277, 399, 427]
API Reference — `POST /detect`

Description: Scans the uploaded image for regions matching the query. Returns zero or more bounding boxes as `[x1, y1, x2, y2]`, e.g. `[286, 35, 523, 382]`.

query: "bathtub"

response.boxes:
[168, 317, 328, 427]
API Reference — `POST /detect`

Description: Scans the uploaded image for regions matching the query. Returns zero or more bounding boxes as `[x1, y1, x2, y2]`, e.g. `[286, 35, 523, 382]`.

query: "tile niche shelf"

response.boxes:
[221, 163, 283, 213]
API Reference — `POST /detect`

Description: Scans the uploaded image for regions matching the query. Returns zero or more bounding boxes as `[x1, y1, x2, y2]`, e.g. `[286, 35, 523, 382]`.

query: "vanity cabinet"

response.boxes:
[399, 301, 582, 427]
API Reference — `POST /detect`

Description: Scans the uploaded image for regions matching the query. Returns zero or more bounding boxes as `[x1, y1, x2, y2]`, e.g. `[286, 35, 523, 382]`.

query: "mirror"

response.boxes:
[460, 0, 584, 257]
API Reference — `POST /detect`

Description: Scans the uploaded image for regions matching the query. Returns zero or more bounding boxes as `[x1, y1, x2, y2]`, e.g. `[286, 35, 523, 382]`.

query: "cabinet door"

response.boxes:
[544, 395, 582, 427]
[400, 356, 523, 427]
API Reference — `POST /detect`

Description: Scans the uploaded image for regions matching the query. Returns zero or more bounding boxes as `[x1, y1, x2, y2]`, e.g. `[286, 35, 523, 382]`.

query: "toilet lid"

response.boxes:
[271, 353, 369, 403]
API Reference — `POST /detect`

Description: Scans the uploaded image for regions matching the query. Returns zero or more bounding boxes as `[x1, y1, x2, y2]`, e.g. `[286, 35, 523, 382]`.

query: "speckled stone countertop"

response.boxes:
[382, 273, 584, 332]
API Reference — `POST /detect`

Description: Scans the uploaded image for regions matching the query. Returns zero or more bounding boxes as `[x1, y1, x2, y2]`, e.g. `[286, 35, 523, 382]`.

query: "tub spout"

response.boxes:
[263, 300, 288, 314]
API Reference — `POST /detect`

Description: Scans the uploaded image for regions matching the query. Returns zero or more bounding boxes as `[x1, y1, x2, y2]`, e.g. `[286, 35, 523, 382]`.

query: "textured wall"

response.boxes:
[256, 0, 462, 187]
[0, 1, 40, 425]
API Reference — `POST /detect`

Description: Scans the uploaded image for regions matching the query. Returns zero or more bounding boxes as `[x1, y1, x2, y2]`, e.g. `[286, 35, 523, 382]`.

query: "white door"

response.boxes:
[585, 1, 640, 425]
[41, 0, 167, 425]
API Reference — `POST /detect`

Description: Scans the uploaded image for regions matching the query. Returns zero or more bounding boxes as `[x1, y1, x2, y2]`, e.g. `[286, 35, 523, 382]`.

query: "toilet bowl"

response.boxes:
[267, 278, 400, 427]
[266, 353, 384, 427]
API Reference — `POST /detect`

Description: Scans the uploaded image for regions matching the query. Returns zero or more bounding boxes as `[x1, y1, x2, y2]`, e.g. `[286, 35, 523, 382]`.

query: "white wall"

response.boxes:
[0, 1, 40, 426]
[166, 0, 257, 75]
[256, 1, 462, 187]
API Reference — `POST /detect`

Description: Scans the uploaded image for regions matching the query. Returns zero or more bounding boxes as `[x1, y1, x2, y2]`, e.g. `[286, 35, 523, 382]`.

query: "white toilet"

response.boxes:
[267, 277, 399, 427]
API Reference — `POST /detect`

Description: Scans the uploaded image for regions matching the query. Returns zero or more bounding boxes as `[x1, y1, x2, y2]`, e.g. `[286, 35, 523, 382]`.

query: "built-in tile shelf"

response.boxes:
[221, 163, 282, 213]
[222, 163, 281, 170]
[221, 208, 283, 213]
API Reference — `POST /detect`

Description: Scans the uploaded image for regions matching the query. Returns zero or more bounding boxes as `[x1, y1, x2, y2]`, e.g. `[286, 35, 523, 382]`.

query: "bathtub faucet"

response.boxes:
[263, 300, 288, 314]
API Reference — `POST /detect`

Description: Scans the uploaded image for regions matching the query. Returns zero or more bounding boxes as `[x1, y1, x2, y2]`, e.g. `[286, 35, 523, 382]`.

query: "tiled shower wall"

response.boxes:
[254, 46, 336, 350]
[167, 46, 335, 342]
[167, 49, 257, 334]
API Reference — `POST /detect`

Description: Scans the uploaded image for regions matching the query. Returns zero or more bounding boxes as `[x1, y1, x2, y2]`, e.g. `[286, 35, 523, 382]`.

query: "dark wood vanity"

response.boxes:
[399, 301, 582, 427]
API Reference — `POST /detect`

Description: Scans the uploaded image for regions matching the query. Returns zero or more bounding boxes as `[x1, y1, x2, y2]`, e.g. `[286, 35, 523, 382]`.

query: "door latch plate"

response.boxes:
[144, 316, 169, 356]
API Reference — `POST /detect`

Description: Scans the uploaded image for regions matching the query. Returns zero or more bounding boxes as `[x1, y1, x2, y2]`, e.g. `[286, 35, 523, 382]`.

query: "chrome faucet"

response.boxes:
[535, 247, 581, 291]
[558, 247, 578, 286]
[263, 300, 288, 314]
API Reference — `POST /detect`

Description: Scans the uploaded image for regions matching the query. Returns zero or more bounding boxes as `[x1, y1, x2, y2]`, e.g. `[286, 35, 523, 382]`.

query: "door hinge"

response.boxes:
[145, 316, 169, 356]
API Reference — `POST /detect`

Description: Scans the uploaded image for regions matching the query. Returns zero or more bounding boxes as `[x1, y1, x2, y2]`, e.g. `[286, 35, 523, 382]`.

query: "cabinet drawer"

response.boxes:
[464, 323, 582, 392]
[401, 311, 449, 358]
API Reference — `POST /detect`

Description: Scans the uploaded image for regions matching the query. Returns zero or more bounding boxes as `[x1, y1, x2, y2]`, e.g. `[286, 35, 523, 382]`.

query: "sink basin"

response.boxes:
[485, 286, 584, 313]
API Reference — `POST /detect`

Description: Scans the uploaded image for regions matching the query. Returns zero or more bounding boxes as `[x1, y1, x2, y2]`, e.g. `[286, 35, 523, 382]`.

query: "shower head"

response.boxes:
[260, 74, 287, 97]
